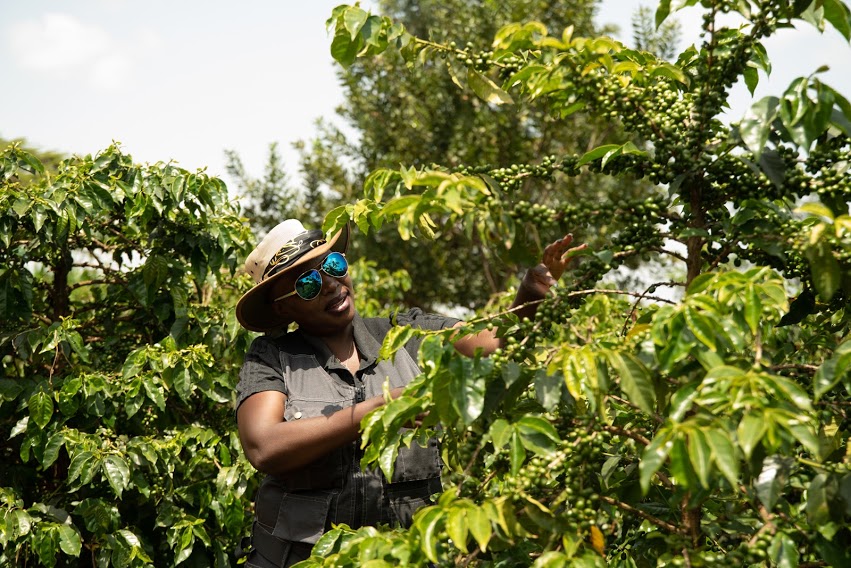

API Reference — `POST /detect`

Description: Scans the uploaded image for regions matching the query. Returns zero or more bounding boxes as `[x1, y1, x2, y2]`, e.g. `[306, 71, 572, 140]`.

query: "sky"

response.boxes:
[2, 0, 850, 188]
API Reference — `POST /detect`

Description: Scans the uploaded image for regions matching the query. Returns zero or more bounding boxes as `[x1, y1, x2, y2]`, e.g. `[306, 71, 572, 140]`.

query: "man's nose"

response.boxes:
[321, 272, 340, 293]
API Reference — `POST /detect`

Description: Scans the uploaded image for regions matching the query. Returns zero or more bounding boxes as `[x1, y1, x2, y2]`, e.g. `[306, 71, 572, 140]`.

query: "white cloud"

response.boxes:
[7, 12, 132, 91]
[90, 53, 132, 91]
[9, 13, 110, 70]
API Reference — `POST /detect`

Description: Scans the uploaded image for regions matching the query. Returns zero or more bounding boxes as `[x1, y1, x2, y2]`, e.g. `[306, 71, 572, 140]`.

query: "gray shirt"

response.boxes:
[236, 308, 459, 545]
[236, 308, 459, 411]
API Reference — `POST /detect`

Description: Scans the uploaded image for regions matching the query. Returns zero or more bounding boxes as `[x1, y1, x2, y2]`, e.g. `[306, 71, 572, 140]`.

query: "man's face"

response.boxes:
[270, 257, 356, 336]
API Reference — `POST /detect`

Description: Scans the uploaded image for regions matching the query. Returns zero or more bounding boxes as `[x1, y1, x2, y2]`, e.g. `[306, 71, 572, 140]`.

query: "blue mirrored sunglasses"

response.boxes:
[273, 252, 348, 302]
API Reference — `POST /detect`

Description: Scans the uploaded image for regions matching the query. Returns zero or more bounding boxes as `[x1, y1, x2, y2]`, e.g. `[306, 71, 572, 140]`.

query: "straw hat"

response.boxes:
[235, 219, 349, 332]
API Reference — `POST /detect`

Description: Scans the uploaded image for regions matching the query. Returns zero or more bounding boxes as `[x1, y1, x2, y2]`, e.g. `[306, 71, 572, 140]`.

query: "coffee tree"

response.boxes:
[0, 144, 258, 566]
[295, 1, 851, 566]
[299, 0, 627, 312]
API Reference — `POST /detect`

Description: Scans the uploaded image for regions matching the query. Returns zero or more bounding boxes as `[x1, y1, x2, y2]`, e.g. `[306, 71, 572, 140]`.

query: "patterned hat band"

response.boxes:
[262, 230, 326, 280]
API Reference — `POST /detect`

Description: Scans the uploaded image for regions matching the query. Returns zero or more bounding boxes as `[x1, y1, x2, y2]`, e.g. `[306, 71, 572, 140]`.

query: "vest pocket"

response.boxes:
[273, 491, 333, 544]
[392, 437, 441, 482]
[256, 481, 333, 545]
[386, 476, 442, 527]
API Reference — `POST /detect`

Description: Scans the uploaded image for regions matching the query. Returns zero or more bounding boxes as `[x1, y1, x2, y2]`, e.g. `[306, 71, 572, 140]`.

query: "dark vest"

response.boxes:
[251, 321, 442, 546]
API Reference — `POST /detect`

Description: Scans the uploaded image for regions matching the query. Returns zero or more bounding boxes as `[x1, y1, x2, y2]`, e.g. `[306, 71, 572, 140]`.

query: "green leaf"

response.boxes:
[381, 195, 420, 218]
[656, 0, 672, 27]
[17, 148, 45, 175]
[143, 378, 166, 411]
[769, 532, 800, 568]
[687, 428, 712, 489]
[509, 431, 526, 475]
[534, 369, 564, 410]
[684, 307, 718, 351]
[9, 509, 33, 537]
[28, 390, 54, 429]
[466, 68, 514, 105]
[416, 507, 443, 563]
[174, 367, 192, 402]
[42, 431, 65, 468]
[343, 6, 369, 40]
[669, 383, 698, 422]
[577, 144, 621, 167]
[0, 376, 23, 400]
[756, 455, 792, 511]
[311, 528, 345, 558]
[502, 361, 522, 386]
[446, 58, 469, 91]
[705, 428, 740, 488]
[446, 508, 469, 553]
[330, 29, 362, 68]
[738, 412, 767, 459]
[33, 524, 60, 567]
[823, 0, 851, 40]
[744, 284, 762, 335]
[807, 473, 835, 525]
[490, 419, 513, 448]
[640, 429, 672, 493]
[805, 240, 841, 301]
[758, 148, 787, 189]
[743, 66, 759, 96]
[516, 416, 560, 456]
[380, 324, 418, 361]
[650, 62, 688, 85]
[448, 356, 486, 424]
[762, 374, 812, 411]
[785, 420, 821, 457]
[669, 436, 698, 490]
[67, 450, 98, 484]
[608, 352, 656, 415]
[102, 455, 130, 498]
[466, 506, 491, 552]
[57, 524, 82, 557]
[797, 201, 836, 220]
[740, 96, 779, 159]
[323, 204, 352, 236]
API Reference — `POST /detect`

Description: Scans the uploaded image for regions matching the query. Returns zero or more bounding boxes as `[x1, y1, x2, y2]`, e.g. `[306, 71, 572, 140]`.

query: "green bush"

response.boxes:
[0, 144, 257, 567]
[287, 1, 851, 565]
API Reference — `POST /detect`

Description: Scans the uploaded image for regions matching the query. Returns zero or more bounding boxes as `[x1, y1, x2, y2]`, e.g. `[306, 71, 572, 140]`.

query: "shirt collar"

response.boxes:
[298, 314, 381, 371]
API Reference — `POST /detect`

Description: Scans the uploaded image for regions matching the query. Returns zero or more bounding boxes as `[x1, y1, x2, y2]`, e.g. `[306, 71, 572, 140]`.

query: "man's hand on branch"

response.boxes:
[521, 234, 588, 298]
[453, 233, 586, 358]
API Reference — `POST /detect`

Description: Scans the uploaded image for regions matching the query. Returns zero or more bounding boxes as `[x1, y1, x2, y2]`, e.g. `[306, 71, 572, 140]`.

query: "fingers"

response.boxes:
[543, 234, 573, 264]
[544, 234, 586, 265]
[561, 242, 588, 261]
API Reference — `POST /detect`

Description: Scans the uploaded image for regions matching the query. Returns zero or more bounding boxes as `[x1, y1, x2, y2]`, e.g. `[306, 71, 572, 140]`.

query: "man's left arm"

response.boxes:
[453, 233, 586, 357]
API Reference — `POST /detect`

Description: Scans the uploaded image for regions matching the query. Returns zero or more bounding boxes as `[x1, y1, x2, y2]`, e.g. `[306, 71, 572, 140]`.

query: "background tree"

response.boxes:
[0, 142, 257, 566]
[294, 0, 670, 312]
[631, 4, 682, 61]
[225, 141, 326, 237]
[290, 0, 851, 566]
[0, 136, 66, 175]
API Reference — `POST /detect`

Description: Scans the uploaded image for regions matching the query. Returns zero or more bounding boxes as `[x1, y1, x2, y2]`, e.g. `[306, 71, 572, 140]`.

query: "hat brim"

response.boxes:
[235, 225, 349, 333]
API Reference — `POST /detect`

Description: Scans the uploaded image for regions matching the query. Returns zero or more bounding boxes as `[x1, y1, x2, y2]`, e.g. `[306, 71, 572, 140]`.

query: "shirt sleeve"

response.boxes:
[235, 336, 288, 415]
[393, 308, 461, 362]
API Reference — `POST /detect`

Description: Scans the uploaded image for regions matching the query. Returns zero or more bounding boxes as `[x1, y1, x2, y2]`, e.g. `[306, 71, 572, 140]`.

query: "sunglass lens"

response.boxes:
[322, 252, 348, 277]
[295, 270, 323, 300]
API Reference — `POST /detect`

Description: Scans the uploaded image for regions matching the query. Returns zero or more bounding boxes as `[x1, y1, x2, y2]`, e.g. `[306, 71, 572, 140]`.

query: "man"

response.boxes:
[234, 218, 583, 567]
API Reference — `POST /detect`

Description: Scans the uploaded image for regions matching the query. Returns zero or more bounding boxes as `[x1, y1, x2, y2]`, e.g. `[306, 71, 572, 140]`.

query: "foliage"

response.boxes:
[0, 143, 258, 567]
[0, 136, 66, 175]
[349, 257, 413, 318]
[297, 0, 652, 311]
[225, 141, 326, 238]
[293, 1, 851, 566]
